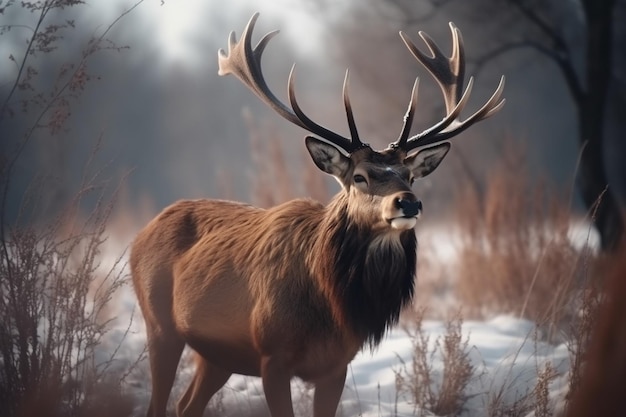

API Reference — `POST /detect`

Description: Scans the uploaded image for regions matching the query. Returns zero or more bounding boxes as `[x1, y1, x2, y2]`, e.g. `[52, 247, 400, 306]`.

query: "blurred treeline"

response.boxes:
[2, 0, 625, 237]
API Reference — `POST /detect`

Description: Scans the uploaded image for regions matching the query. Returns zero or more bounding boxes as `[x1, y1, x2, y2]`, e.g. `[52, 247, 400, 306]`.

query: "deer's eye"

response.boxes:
[353, 174, 367, 184]
[410, 177, 415, 186]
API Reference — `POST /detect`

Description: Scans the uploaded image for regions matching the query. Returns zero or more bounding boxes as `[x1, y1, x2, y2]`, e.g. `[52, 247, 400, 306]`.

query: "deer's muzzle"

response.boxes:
[384, 192, 422, 230]
[396, 198, 422, 218]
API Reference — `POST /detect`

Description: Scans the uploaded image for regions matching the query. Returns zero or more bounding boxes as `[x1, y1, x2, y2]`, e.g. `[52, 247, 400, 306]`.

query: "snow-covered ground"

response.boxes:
[344, 317, 569, 417]
[106, 292, 571, 416]
[98, 222, 586, 416]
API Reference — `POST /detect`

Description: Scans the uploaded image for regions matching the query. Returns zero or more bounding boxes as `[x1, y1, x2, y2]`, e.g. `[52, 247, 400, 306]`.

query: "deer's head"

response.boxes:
[218, 13, 505, 231]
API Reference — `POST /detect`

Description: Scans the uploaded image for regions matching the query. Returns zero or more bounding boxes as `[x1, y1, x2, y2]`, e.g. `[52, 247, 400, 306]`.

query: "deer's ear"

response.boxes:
[404, 142, 451, 179]
[305, 136, 351, 179]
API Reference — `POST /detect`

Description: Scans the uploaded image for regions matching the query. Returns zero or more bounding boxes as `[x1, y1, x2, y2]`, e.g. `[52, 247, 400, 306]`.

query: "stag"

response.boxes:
[131, 13, 504, 417]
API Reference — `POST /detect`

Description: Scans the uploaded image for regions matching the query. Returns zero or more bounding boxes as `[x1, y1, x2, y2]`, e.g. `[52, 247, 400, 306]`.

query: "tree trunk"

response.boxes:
[577, 0, 624, 251]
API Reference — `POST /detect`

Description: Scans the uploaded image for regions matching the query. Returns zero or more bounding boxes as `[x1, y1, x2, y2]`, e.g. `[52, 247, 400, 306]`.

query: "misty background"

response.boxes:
[2, 0, 625, 228]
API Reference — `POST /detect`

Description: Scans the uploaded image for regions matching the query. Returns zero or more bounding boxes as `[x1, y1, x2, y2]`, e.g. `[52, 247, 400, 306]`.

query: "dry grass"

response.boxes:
[397, 140, 614, 416]
[452, 142, 592, 335]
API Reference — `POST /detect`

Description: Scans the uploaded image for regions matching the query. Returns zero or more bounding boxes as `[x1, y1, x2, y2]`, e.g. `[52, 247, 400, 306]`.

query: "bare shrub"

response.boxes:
[396, 309, 474, 416]
[436, 314, 474, 415]
[0, 164, 140, 416]
[533, 361, 557, 417]
[74, 370, 137, 417]
[395, 309, 436, 414]
[0, 1, 145, 416]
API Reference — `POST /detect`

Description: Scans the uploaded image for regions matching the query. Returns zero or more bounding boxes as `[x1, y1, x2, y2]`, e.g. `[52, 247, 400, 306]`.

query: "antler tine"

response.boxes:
[342, 70, 364, 148]
[286, 67, 356, 152]
[408, 75, 506, 149]
[393, 22, 505, 152]
[218, 14, 293, 122]
[394, 77, 419, 149]
[218, 13, 357, 153]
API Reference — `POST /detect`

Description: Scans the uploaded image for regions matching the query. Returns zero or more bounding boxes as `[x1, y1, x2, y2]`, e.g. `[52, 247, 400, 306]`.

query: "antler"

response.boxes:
[218, 13, 367, 154]
[391, 22, 505, 152]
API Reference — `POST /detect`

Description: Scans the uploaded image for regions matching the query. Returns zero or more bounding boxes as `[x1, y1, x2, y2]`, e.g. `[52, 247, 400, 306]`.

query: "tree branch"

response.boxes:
[0, 0, 146, 285]
[471, 38, 585, 105]
[508, 0, 569, 52]
[0, 5, 49, 121]
[504, 0, 586, 103]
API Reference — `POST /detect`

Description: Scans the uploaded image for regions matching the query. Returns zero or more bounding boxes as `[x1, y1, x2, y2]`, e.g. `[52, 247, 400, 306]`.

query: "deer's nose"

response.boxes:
[395, 196, 422, 217]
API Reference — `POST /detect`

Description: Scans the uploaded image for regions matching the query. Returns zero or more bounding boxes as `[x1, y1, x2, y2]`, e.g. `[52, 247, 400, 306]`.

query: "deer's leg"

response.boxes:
[145, 328, 185, 417]
[176, 354, 231, 417]
[261, 355, 295, 417]
[313, 368, 346, 417]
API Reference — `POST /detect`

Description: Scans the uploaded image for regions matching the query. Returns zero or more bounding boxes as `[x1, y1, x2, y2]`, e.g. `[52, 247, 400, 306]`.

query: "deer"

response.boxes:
[131, 12, 504, 417]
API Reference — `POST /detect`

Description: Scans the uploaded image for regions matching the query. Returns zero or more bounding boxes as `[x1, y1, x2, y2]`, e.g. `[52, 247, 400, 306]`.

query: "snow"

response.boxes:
[107, 302, 571, 416]
[96, 226, 578, 416]
[326, 317, 568, 416]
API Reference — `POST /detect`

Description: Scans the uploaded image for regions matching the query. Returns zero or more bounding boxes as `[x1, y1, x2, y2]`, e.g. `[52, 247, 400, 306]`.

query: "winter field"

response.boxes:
[98, 222, 598, 417]
[4, 2, 624, 416]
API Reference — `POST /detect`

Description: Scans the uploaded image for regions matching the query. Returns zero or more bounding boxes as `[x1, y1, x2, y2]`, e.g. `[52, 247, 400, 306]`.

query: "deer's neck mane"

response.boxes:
[312, 193, 417, 347]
